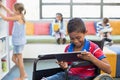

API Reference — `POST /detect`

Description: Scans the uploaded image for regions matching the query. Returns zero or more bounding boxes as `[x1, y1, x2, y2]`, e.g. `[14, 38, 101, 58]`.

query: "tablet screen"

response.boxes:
[55, 51, 84, 62]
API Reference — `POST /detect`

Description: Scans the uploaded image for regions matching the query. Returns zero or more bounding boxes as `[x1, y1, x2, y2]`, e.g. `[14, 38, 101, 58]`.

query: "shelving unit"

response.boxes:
[0, 19, 9, 80]
[0, 0, 15, 79]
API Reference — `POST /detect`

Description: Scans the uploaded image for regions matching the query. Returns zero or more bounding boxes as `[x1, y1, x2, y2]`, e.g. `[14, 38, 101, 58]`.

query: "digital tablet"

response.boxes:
[55, 51, 85, 62]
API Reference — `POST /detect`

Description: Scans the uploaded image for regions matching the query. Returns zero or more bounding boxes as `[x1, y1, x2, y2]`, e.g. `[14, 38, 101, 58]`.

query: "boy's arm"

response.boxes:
[0, 2, 14, 16]
[89, 42, 111, 74]
[0, 13, 18, 21]
[77, 51, 111, 74]
[91, 57, 111, 74]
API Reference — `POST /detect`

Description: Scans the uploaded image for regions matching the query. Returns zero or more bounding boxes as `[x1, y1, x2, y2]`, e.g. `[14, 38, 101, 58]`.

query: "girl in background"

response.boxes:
[52, 13, 67, 44]
[0, 2, 27, 80]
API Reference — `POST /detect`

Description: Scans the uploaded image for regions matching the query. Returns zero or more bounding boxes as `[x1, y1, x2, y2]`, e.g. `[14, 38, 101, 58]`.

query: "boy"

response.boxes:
[42, 18, 111, 80]
[96, 18, 113, 46]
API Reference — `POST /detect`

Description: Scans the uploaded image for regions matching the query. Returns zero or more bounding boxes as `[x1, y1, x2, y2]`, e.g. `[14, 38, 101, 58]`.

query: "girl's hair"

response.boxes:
[14, 3, 26, 23]
[67, 18, 86, 34]
[14, 3, 26, 15]
[55, 13, 63, 23]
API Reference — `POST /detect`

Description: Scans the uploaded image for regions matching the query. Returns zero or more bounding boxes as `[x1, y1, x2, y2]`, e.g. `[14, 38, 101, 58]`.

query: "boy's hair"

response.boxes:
[103, 17, 109, 24]
[67, 18, 86, 34]
[14, 3, 26, 15]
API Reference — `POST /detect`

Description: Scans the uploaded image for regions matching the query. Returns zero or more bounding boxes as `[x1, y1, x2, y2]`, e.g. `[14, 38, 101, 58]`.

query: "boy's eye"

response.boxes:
[77, 36, 80, 39]
[70, 36, 81, 41]
[70, 37, 74, 40]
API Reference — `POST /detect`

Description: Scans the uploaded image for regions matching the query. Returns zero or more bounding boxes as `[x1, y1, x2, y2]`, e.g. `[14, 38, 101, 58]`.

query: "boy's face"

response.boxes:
[69, 32, 86, 48]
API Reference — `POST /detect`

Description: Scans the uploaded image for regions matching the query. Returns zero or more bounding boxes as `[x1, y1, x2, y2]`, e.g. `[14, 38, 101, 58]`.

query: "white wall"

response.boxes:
[17, 0, 40, 20]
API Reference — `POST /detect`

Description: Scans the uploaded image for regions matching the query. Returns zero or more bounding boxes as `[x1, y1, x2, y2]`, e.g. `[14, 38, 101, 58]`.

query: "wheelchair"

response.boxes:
[32, 40, 113, 80]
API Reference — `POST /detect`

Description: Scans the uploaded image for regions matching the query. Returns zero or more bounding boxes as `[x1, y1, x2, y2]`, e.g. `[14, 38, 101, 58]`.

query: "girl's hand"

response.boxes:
[0, 2, 1, 8]
[77, 51, 95, 61]
[56, 61, 68, 69]
[0, 12, 2, 16]
[0, 1, 3, 7]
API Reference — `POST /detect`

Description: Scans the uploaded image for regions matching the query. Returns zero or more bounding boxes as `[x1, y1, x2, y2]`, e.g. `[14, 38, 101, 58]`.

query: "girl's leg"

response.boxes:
[55, 32, 61, 44]
[60, 33, 66, 44]
[18, 54, 27, 78]
[13, 45, 27, 80]
[12, 54, 19, 66]
[15, 54, 27, 80]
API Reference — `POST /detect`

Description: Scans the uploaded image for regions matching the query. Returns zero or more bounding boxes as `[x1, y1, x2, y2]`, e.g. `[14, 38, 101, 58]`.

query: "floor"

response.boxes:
[2, 60, 120, 80]
[2, 59, 58, 80]
[2, 43, 120, 80]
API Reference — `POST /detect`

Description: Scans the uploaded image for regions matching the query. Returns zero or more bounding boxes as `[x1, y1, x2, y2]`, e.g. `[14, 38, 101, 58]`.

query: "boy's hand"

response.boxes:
[56, 61, 68, 69]
[77, 51, 95, 61]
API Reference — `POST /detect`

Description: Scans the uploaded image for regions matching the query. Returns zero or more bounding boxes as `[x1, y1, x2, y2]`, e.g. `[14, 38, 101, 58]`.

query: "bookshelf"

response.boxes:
[0, 18, 9, 80]
[0, 0, 15, 79]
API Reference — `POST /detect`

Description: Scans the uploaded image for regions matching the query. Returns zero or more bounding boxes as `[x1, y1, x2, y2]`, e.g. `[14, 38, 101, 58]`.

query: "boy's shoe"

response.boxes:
[62, 38, 66, 44]
[108, 40, 113, 46]
[57, 38, 60, 44]
[104, 41, 113, 46]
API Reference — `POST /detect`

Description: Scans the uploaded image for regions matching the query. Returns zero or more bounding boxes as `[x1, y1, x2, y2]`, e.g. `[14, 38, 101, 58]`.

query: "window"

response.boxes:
[41, 0, 120, 19]
[73, 0, 100, 3]
[103, 6, 120, 18]
[42, 5, 70, 18]
[104, 0, 120, 3]
[73, 5, 100, 18]
[18, 0, 120, 20]
[42, 0, 70, 3]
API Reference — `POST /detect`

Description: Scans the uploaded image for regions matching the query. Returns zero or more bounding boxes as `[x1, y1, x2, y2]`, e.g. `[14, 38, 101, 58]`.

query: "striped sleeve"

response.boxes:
[96, 22, 103, 31]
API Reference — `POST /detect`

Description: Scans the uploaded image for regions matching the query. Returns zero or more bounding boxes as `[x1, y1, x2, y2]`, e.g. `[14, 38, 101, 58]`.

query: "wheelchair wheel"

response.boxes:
[93, 73, 114, 80]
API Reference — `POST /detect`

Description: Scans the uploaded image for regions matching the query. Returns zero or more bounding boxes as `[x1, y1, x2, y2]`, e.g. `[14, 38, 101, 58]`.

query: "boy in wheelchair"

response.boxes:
[41, 18, 111, 80]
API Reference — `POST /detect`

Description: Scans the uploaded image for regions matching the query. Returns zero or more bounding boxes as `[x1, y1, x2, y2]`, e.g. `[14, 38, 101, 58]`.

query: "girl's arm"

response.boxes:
[0, 13, 18, 21]
[0, 2, 14, 16]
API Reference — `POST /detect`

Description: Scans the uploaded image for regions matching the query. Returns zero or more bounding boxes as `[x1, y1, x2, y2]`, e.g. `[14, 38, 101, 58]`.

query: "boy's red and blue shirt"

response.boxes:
[64, 39, 106, 79]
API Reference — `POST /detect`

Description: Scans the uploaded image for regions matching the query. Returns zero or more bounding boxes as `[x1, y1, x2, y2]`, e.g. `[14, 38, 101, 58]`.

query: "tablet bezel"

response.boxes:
[55, 51, 85, 62]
